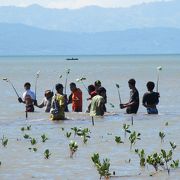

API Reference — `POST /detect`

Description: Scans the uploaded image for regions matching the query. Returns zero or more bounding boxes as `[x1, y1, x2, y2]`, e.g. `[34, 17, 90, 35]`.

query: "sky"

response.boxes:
[0, 0, 172, 9]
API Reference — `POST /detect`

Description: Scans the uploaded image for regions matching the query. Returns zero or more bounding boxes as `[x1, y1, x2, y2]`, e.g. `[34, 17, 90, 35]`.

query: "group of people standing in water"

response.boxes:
[18, 78, 160, 120]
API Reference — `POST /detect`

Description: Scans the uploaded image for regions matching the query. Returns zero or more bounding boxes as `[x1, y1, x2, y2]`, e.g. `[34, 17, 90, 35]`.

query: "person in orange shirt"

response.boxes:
[68, 82, 82, 112]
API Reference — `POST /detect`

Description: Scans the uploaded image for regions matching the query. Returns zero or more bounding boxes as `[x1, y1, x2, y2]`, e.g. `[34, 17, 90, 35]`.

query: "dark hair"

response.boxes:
[55, 83, 63, 91]
[24, 82, 31, 87]
[94, 80, 101, 86]
[128, 79, 136, 86]
[146, 81, 155, 91]
[97, 87, 106, 94]
[88, 85, 95, 92]
[70, 82, 76, 87]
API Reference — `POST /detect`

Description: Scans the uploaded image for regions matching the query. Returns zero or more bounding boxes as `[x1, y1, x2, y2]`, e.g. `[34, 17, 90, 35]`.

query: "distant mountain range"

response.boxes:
[0, 23, 180, 55]
[0, 0, 180, 32]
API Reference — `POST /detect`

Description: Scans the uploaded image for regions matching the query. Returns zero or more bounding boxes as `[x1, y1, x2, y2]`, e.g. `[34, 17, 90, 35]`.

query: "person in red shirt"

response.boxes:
[68, 82, 82, 112]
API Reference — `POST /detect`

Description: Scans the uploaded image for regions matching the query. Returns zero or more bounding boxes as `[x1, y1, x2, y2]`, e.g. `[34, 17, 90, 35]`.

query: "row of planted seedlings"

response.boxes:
[0, 120, 179, 179]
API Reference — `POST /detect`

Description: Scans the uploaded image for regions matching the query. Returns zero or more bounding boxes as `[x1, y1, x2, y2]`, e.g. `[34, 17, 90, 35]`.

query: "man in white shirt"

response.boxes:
[18, 82, 36, 112]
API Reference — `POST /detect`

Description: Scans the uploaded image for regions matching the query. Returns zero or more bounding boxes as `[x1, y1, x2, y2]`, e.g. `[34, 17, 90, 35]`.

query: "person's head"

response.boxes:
[146, 81, 155, 91]
[88, 84, 95, 95]
[94, 80, 101, 90]
[44, 90, 54, 99]
[128, 79, 136, 89]
[55, 83, 63, 94]
[70, 82, 77, 92]
[24, 82, 31, 90]
[97, 87, 106, 97]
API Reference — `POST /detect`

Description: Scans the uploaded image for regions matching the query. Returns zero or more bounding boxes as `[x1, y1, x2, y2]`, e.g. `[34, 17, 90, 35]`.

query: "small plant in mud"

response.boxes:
[44, 149, 51, 159]
[61, 127, 65, 131]
[41, 134, 48, 142]
[91, 153, 111, 180]
[23, 134, 31, 139]
[71, 127, 82, 137]
[128, 131, 141, 150]
[122, 124, 131, 138]
[170, 141, 177, 151]
[21, 125, 31, 131]
[115, 136, 124, 144]
[161, 149, 173, 174]
[159, 131, 165, 143]
[146, 152, 163, 172]
[69, 141, 78, 158]
[135, 149, 146, 167]
[29, 147, 37, 152]
[1, 136, 8, 147]
[30, 138, 37, 145]
[66, 132, 72, 138]
[165, 122, 169, 126]
[170, 160, 179, 169]
[77, 128, 91, 144]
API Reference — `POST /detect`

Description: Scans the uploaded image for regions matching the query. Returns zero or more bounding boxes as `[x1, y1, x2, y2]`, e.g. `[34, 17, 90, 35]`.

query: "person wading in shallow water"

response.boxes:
[35, 90, 53, 112]
[50, 83, 65, 120]
[68, 82, 82, 112]
[18, 82, 36, 112]
[120, 79, 139, 114]
[142, 81, 160, 114]
[94, 80, 107, 112]
[90, 87, 106, 116]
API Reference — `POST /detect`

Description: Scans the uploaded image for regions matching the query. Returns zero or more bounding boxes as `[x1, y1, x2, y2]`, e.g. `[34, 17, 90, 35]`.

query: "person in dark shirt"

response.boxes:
[142, 81, 160, 114]
[120, 79, 139, 114]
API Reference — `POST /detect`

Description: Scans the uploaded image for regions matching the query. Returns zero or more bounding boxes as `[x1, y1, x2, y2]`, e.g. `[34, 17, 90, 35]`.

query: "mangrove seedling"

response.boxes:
[30, 138, 37, 145]
[71, 127, 82, 137]
[29, 147, 37, 152]
[170, 141, 177, 151]
[170, 160, 179, 169]
[69, 141, 78, 158]
[23, 134, 30, 139]
[91, 154, 111, 180]
[21, 125, 31, 131]
[129, 131, 141, 150]
[44, 149, 51, 159]
[41, 134, 48, 142]
[161, 149, 173, 174]
[159, 131, 165, 143]
[146, 152, 163, 172]
[66, 132, 72, 138]
[115, 136, 124, 144]
[21, 127, 25, 131]
[122, 124, 131, 138]
[165, 122, 169, 126]
[27, 125, 31, 130]
[78, 128, 91, 144]
[1, 136, 8, 147]
[91, 153, 100, 165]
[109, 103, 115, 108]
[135, 149, 146, 167]
[61, 127, 65, 131]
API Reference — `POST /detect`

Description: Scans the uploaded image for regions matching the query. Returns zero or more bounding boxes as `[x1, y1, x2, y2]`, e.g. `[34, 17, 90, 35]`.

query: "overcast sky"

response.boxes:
[0, 0, 172, 9]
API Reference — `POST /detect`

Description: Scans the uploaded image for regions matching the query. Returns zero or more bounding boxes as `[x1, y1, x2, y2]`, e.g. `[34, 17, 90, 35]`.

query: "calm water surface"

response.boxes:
[0, 55, 180, 179]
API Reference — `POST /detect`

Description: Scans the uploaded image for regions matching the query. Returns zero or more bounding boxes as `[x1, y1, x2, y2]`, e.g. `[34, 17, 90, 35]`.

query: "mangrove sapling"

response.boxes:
[44, 149, 51, 159]
[170, 141, 177, 151]
[91, 154, 111, 180]
[156, 66, 162, 92]
[29, 147, 37, 152]
[128, 131, 141, 150]
[78, 128, 91, 144]
[146, 152, 163, 172]
[135, 149, 146, 167]
[61, 127, 65, 131]
[21, 125, 31, 131]
[170, 160, 179, 169]
[159, 132, 165, 143]
[91, 153, 100, 165]
[69, 141, 78, 158]
[66, 132, 72, 138]
[71, 127, 81, 137]
[41, 134, 48, 142]
[122, 124, 131, 138]
[23, 134, 31, 139]
[115, 136, 124, 144]
[161, 149, 173, 174]
[76, 77, 88, 91]
[30, 138, 37, 145]
[64, 69, 70, 94]
[165, 122, 169, 126]
[1, 136, 8, 147]
[115, 83, 122, 104]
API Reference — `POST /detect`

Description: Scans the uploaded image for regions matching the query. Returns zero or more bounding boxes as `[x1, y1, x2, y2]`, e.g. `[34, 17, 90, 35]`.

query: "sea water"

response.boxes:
[0, 55, 180, 179]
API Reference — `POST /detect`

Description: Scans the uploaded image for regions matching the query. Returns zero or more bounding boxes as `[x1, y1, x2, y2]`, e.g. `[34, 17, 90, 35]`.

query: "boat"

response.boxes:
[66, 58, 79, 61]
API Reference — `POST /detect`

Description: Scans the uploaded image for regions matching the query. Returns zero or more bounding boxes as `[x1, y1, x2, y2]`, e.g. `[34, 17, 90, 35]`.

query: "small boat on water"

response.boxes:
[66, 57, 79, 61]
